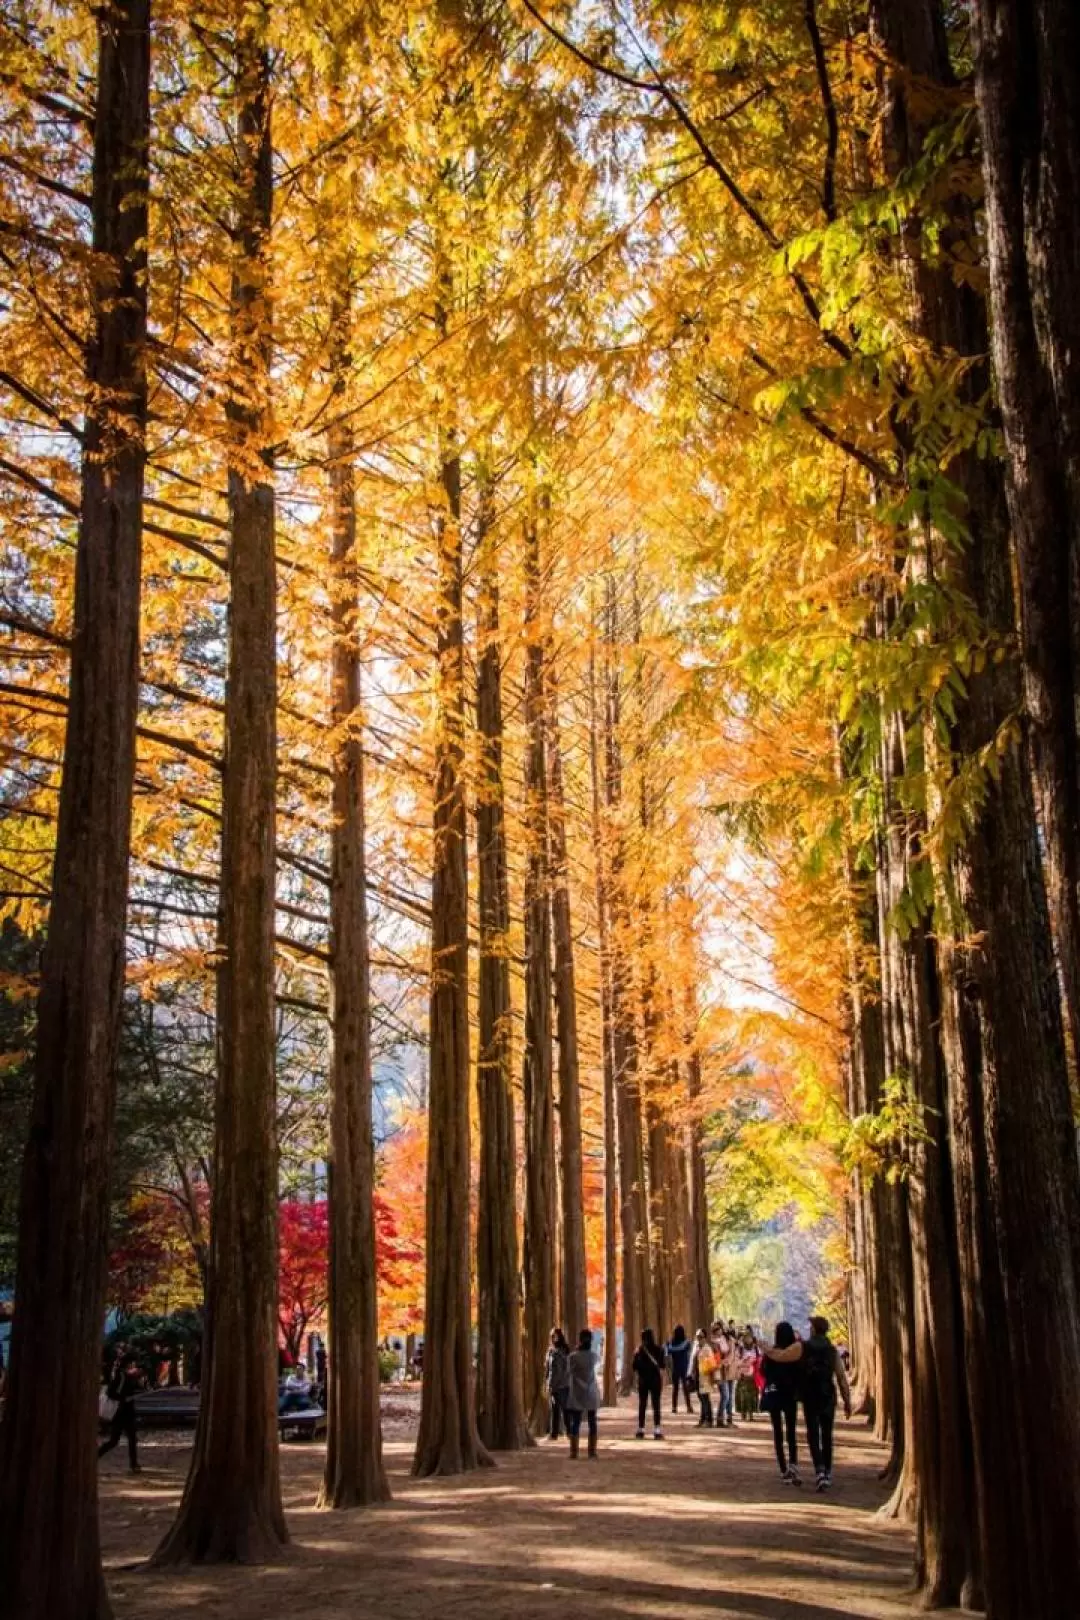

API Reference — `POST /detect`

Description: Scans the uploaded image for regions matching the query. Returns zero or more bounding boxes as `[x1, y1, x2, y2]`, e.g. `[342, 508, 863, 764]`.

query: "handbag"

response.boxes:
[760, 1382, 781, 1414]
[99, 1386, 118, 1423]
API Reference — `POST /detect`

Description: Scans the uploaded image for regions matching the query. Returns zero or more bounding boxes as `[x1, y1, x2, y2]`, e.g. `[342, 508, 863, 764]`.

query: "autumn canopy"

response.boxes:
[0, 2, 1079, 1618]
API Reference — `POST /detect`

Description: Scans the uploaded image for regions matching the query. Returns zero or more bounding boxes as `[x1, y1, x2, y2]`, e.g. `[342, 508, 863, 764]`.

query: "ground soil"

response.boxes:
[101, 1391, 967, 1620]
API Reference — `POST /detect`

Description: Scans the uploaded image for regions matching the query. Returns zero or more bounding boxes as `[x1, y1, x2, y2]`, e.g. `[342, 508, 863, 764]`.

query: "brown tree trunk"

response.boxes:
[412, 419, 490, 1477]
[154, 18, 286, 1563]
[520, 508, 558, 1432]
[474, 509, 531, 1452]
[971, 0, 1080, 1071]
[589, 629, 619, 1405]
[685, 1034, 714, 1334]
[0, 6, 150, 1613]
[317, 318, 390, 1509]
[547, 680, 588, 1339]
[872, 7, 1080, 1608]
[603, 577, 652, 1391]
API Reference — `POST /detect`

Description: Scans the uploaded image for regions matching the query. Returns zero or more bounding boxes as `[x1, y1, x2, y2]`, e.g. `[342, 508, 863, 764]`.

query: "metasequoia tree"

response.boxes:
[153, 6, 286, 1562]
[0, 5, 151, 1615]
[520, 493, 558, 1430]
[970, 0, 1080, 1067]
[474, 502, 531, 1451]
[547, 679, 589, 1341]
[318, 288, 390, 1508]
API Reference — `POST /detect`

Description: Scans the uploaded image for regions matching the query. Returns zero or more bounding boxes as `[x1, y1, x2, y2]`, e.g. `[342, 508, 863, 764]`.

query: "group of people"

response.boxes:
[545, 1313, 852, 1491]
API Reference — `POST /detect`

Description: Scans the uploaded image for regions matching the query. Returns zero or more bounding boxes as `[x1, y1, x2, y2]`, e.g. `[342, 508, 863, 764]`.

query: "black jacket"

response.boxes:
[633, 1344, 665, 1389]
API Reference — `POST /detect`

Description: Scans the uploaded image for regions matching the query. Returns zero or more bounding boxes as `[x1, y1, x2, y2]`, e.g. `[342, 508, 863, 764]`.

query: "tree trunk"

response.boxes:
[153, 19, 286, 1564]
[474, 508, 531, 1452]
[970, 0, 1080, 1071]
[684, 1001, 714, 1334]
[603, 576, 652, 1391]
[317, 316, 390, 1509]
[0, 6, 150, 1614]
[589, 629, 619, 1405]
[546, 681, 588, 1339]
[412, 411, 490, 1476]
[521, 507, 558, 1432]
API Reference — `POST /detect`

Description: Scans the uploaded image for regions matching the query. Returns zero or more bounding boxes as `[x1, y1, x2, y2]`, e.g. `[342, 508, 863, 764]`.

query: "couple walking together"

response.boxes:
[544, 1328, 600, 1457]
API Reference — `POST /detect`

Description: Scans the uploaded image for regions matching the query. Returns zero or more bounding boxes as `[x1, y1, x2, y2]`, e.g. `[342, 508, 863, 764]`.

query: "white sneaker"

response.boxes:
[653, 1428, 664, 1440]
[788, 1468, 802, 1487]
[815, 1471, 827, 1492]
[634, 1428, 644, 1439]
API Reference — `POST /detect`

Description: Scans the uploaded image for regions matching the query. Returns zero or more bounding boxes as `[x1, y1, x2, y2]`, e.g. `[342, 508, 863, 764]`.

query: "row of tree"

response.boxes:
[2, 2, 1079, 1618]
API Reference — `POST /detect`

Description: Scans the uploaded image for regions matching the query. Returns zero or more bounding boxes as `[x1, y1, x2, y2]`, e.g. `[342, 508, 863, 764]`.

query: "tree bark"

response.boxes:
[412, 386, 489, 1473]
[0, 6, 150, 1614]
[546, 680, 588, 1339]
[970, 0, 1080, 1071]
[474, 506, 531, 1452]
[521, 506, 558, 1432]
[317, 310, 390, 1509]
[872, 6, 1080, 1609]
[684, 1021, 713, 1334]
[603, 576, 652, 1391]
[153, 17, 286, 1563]
[589, 627, 620, 1405]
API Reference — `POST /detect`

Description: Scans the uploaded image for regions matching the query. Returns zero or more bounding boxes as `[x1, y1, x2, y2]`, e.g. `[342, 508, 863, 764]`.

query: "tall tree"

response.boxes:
[520, 500, 558, 1430]
[317, 298, 390, 1509]
[970, 0, 1080, 1066]
[546, 678, 588, 1338]
[0, 4, 151, 1614]
[412, 289, 488, 1473]
[474, 504, 531, 1452]
[153, 9, 286, 1562]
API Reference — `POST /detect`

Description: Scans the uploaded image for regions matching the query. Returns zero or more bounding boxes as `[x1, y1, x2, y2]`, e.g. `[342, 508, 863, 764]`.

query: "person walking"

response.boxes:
[712, 1320, 736, 1428]
[633, 1327, 666, 1439]
[760, 1320, 803, 1484]
[735, 1329, 759, 1420]
[98, 1349, 143, 1473]
[689, 1328, 716, 1427]
[565, 1328, 601, 1459]
[665, 1323, 693, 1414]
[544, 1327, 571, 1440]
[768, 1314, 851, 1490]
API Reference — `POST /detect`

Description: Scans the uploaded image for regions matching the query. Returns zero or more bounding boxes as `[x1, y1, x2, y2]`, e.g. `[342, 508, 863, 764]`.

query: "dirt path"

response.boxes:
[101, 1396, 964, 1620]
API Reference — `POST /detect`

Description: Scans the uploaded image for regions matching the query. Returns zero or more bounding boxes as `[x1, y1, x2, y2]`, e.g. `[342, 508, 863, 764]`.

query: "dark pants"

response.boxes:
[698, 1390, 714, 1425]
[637, 1381, 662, 1429]
[566, 1407, 597, 1439]
[548, 1391, 567, 1438]
[671, 1374, 693, 1412]
[98, 1401, 138, 1469]
[769, 1398, 798, 1472]
[803, 1395, 835, 1475]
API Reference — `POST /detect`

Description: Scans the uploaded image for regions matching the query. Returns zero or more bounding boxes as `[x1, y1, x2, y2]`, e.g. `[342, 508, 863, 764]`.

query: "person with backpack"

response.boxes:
[665, 1323, 693, 1414]
[565, 1327, 601, 1459]
[760, 1320, 804, 1484]
[98, 1348, 144, 1473]
[767, 1314, 851, 1490]
[632, 1327, 666, 1439]
[544, 1327, 571, 1440]
[689, 1328, 716, 1426]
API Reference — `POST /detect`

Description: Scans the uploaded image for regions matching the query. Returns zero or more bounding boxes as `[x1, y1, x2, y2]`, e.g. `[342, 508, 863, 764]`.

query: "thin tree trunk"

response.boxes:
[154, 17, 286, 1563]
[684, 994, 714, 1334]
[589, 628, 619, 1405]
[521, 506, 557, 1432]
[474, 507, 531, 1452]
[0, 5, 150, 1612]
[603, 576, 651, 1391]
[547, 680, 588, 1338]
[317, 307, 390, 1509]
[412, 411, 490, 1476]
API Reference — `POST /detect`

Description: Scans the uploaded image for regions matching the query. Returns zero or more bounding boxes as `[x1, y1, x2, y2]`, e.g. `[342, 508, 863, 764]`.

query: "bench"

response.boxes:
[133, 1387, 201, 1428]
[277, 1405, 327, 1442]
